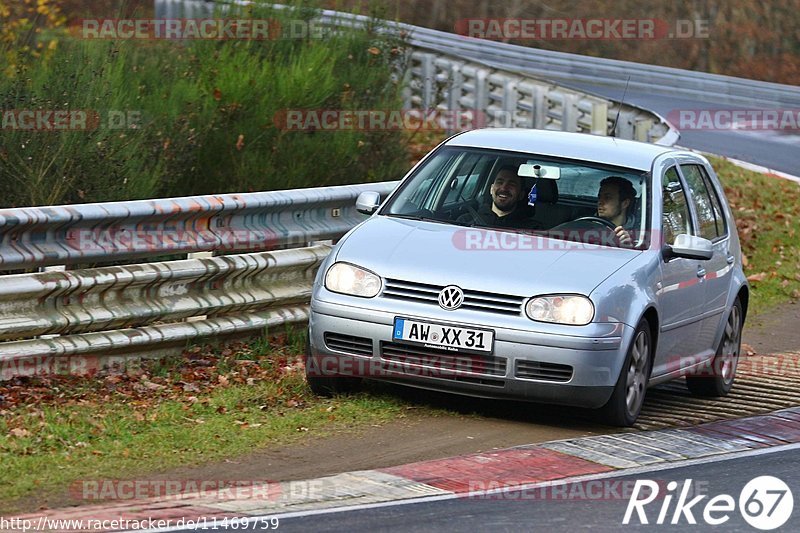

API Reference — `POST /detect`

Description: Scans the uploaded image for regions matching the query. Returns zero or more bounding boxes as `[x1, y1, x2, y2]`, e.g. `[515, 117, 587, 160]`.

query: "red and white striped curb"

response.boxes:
[8, 406, 800, 532]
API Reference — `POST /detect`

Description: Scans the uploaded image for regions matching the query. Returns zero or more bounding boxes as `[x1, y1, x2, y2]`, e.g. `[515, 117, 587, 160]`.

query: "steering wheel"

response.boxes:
[464, 203, 489, 226]
[573, 216, 617, 231]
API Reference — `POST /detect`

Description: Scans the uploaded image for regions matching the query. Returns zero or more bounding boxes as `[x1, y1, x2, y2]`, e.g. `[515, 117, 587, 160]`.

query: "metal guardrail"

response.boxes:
[0, 182, 396, 270]
[404, 50, 671, 143]
[0, 183, 397, 377]
[0, 246, 328, 341]
[153, 1, 677, 144]
[312, 8, 800, 109]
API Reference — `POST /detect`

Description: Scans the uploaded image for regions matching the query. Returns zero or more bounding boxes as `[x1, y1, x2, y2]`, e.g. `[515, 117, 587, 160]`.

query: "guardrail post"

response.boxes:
[501, 79, 518, 128]
[591, 102, 608, 136]
[401, 54, 414, 110]
[616, 110, 635, 139]
[421, 53, 435, 111]
[532, 86, 546, 129]
[562, 94, 578, 132]
[474, 68, 489, 116]
[634, 118, 654, 142]
[448, 63, 464, 113]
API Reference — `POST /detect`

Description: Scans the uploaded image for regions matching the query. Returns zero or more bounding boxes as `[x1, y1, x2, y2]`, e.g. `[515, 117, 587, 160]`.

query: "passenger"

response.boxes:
[596, 176, 637, 246]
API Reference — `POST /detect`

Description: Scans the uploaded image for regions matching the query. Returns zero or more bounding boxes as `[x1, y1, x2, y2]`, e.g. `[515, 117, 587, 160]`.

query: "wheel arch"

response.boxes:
[640, 306, 660, 384]
[737, 284, 750, 324]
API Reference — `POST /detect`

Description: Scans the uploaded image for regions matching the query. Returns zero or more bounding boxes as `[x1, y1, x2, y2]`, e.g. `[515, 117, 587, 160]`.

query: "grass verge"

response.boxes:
[710, 156, 800, 315]
[0, 329, 446, 514]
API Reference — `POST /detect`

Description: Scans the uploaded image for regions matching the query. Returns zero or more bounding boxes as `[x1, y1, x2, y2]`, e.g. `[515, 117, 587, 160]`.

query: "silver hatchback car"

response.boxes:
[307, 129, 748, 426]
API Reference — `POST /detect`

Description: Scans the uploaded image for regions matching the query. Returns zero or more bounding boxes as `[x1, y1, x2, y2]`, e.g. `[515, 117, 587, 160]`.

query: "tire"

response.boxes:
[686, 298, 743, 397]
[601, 318, 652, 427]
[304, 338, 361, 397]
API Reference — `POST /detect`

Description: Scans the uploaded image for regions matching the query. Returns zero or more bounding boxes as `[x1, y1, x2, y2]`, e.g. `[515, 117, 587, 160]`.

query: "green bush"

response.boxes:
[0, 2, 410, 207]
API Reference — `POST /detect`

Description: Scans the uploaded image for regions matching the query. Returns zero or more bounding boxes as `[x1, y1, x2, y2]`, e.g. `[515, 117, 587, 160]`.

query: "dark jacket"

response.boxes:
[457, 203, 537, 229]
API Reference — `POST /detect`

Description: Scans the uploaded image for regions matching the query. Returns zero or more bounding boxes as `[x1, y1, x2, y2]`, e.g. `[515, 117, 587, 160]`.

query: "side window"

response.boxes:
[662, 167, 692, 244]
[681, 164, 727, 239]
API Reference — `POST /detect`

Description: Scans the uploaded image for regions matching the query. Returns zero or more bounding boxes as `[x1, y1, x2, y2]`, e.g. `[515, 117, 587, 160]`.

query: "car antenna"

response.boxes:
[609, 76, 631, 138]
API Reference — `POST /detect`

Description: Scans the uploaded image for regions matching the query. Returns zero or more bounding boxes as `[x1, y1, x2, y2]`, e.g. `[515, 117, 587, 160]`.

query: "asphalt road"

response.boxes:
[560, 83, 800, 177]
[414, 43, 800, 177]
[264, 445, 800, 533]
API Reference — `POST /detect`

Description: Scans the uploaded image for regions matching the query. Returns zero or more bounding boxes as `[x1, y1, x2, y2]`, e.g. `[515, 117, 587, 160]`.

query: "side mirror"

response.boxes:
[664, 234, 713, 260]
[355, 191, 381, 215]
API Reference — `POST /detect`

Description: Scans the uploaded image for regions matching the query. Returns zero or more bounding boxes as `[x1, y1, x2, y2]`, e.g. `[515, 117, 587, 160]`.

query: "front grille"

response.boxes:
[380, 341, 507, 377]
[514, 360, 573, 382]
[382, 278, 524, 316]
[324, 332, 373, 357]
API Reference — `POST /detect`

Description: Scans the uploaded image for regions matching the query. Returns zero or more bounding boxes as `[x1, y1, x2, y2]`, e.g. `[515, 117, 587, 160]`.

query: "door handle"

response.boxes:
[726, 254, 735, 265]
[697, 267, 706, 278]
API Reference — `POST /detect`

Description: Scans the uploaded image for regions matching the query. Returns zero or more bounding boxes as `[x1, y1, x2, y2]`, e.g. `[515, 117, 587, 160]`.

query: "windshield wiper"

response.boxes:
[387, 213, 483, 228]
[385, 213, 455, 225]
[386, 213, 426, 221]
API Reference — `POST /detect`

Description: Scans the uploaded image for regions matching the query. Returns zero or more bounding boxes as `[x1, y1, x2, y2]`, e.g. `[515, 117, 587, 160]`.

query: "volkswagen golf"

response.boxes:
[306, 129, 748, 426]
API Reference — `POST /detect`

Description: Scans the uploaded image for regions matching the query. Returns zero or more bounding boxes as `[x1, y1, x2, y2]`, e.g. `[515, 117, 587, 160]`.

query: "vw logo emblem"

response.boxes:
[438, 285, 464, 310]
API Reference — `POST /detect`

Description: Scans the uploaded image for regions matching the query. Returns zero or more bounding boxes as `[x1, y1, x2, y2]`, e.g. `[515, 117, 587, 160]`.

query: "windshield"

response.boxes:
[382, 146, 650, 248]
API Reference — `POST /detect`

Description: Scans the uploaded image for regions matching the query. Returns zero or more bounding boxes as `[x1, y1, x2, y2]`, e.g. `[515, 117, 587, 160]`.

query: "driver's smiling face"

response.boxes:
[490, 170, 521, 212]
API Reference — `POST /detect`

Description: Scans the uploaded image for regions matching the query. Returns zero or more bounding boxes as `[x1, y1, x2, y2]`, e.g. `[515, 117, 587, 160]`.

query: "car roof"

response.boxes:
[444, 129, 678, 171]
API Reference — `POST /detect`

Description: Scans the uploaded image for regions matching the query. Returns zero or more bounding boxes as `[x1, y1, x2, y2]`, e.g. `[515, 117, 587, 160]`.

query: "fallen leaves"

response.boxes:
[0, 334, 306, 416]
[747, 272, 768, 282]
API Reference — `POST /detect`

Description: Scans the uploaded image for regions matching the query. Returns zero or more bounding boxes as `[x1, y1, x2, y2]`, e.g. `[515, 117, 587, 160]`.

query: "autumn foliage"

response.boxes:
[330, 0, 800, 85]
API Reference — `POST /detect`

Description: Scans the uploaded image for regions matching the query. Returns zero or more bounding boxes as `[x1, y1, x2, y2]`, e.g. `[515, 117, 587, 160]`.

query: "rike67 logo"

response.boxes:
[624, 476, 793, 530]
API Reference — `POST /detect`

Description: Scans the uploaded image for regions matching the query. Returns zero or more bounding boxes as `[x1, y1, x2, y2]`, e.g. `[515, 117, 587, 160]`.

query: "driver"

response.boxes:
[457, 166, 533, 228]
[596, 176, 637, 246]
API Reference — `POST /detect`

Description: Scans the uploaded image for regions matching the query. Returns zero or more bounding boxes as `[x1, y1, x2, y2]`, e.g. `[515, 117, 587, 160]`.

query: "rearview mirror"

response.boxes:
[356, 191, 381, 215]
[664, 234, 713, 260]
[518, 163, 560, 180]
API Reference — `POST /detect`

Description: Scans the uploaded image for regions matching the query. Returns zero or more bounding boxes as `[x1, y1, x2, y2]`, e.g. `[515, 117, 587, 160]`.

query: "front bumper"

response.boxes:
[308, 297, 635, 409]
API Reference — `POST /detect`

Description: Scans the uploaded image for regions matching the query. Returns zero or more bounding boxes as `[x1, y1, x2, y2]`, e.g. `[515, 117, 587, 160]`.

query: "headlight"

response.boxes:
[525, 295, 594, 325]
[325, 262, 382, 298]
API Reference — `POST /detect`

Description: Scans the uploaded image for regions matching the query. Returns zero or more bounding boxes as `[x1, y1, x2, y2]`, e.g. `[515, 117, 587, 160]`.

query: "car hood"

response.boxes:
[334, 216, 639, 297]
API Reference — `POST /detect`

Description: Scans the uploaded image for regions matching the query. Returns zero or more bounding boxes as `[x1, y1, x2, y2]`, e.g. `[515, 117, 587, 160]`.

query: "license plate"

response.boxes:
[392, 318, 494, 354]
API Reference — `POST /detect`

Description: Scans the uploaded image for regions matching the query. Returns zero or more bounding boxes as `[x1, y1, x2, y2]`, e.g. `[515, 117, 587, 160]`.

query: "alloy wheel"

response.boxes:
[625, 329, 649, 415]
